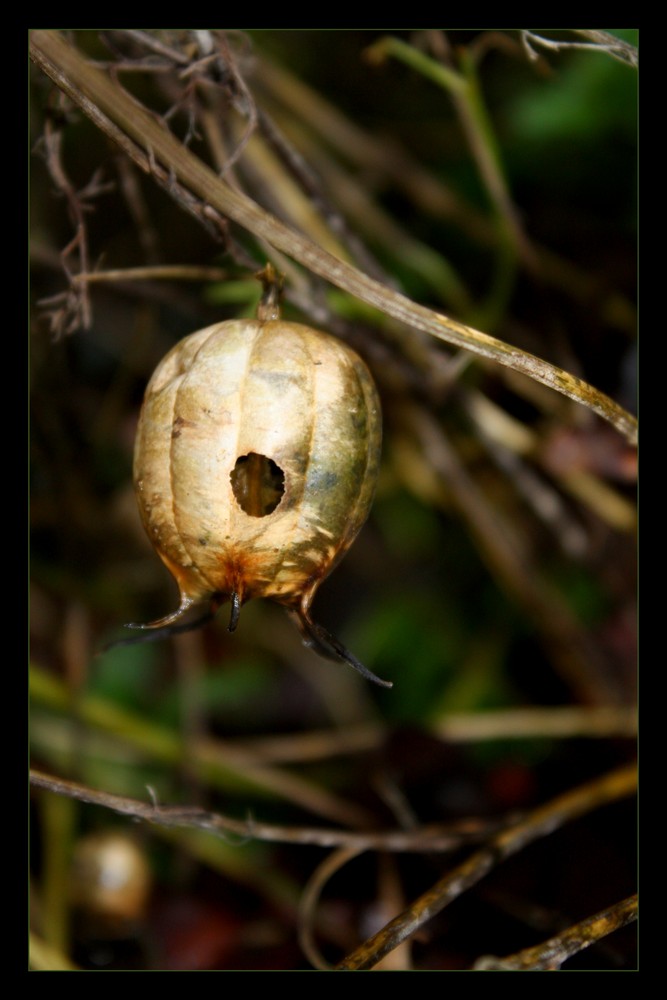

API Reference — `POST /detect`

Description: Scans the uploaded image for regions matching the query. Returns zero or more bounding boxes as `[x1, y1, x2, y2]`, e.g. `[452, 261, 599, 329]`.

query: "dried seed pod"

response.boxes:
[131, 269, 389, 686]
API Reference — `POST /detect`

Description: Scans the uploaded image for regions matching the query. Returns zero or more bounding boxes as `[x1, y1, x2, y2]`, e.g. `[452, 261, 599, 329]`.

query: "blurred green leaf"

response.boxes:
[508, 39, 637, 144]
[155, 658, 276, 728]
[87, 642, 160, 712]
[352, 592, 465, 723]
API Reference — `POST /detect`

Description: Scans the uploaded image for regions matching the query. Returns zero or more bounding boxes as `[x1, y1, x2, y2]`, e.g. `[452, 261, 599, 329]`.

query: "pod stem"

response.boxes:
[290, 607, 393, 689]
[255, 263, 284, 322]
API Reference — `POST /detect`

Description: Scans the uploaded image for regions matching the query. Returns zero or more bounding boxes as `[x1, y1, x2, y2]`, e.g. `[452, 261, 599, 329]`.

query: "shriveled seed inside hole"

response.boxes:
[230, 453, 285, 517]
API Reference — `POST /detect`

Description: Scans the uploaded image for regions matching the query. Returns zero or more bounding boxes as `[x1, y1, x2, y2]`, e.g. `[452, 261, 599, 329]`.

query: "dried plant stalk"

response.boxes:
[336, 764, 636, 970]
[29, 30, 637, 444]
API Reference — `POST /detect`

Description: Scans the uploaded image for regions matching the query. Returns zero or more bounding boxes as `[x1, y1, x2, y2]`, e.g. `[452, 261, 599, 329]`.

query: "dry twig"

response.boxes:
[72, 264, 231, 285]
[298, 846, 365, 971]
[335, 763, 636, 970]
[400, 403, 627, 704]
[37, 115, 114, 335]
[29, 769, 500, 854]
[227, 706, 636, 765]
[521, 30, 638, 70]
[29, 30, 637, 445]
[254, 52, 636, 336]
[474, 894, 637, 970]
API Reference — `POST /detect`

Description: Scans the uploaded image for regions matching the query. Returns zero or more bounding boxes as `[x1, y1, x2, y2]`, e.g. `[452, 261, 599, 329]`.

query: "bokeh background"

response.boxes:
[30, 30, 637, 970]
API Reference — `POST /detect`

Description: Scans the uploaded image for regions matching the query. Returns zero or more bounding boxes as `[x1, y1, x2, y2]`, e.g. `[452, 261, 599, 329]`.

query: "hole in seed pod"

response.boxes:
[230, 453, 285, 517]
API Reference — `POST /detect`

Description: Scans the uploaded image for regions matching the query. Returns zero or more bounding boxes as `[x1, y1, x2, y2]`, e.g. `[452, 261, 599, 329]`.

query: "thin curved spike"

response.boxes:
[125, 594, 196, 630]
[290, 608, 393, 689]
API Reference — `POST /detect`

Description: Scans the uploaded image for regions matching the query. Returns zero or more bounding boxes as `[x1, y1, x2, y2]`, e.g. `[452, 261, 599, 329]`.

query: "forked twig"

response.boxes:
[37, 115, 113, 334]
[521, 30, 638, 70]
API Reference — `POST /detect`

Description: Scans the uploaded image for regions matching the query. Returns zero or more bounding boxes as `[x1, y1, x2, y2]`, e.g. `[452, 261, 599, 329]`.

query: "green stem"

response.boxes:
[365, 36, 467, 94]
[457, 47, 522, 328]
[369, 36, 523, 330]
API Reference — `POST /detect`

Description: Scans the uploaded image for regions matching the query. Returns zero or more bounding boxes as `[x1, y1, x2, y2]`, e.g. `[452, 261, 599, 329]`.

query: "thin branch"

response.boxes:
[72, 264, 231, 285]
[207, 32, 259, 177]
[252, 105, 392, 287]
[335, 763, 636, 969]
[471, 412, 591, 557]
[465, 390, 637, 535]
[226, 705, 636, 766]
[254, 54, 490, 243]
[521, 30, 638, 69]
[291, 121, 471, 312]
[369, 34, 530, 261]
[367, 32, 533, 329]
[38, 114, 106, 334]
[114, 155, 161, 263]
[401, 404, 627, 704]
[474, 894, 638, 970]
[299, 846, 363, 971]
[29, 769, 502, 853]
[572, 30, 638, 65]
[431, 705, 637, 742]
[255, 53, 636, 337]
[30, 663, 373, 829]
[29, 30, 637, 445]
[123, 29, 191, 66]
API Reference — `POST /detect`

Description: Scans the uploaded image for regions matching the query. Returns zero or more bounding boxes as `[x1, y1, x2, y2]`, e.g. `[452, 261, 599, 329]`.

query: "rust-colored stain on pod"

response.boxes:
[132, 301, 389, 686]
